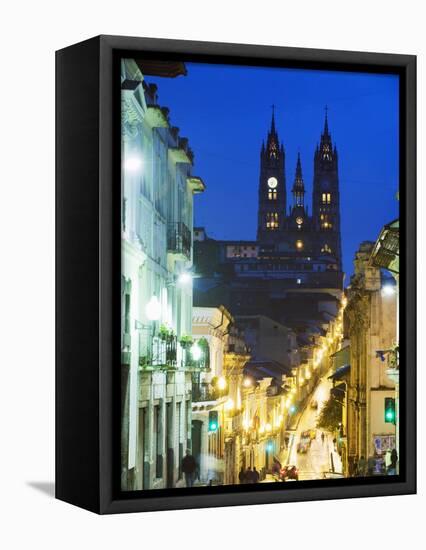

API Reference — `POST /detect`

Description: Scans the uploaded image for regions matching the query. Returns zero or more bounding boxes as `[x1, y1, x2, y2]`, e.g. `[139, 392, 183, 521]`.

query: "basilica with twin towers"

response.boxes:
[194, 108, 344, 330]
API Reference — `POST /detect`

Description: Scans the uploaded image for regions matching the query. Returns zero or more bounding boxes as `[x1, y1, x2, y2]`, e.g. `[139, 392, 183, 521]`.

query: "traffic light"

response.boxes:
[208, 410, 219, 432]
[384, 397, 396, 424]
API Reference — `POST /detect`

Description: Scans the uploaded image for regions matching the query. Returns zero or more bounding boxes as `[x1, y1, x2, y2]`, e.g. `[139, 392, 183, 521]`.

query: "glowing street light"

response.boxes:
[123, 154, 143, 173]
[243, 377, 252, 388]
[177, 272, 192, 286]
[145, 295, 161, 321]
[217, 376, 227, 391]
[382, 284, 396, 297]
[190, 342, 202, 361]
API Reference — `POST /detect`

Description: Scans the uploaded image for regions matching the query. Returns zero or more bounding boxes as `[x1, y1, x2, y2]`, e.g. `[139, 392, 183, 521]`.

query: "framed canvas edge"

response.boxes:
[90, 36, 416, 514]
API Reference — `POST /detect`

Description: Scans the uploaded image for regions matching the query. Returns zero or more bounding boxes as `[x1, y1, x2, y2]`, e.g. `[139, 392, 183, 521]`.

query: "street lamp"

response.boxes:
[123, 154, 143, 173]
[243, 377, 252, 388]
[382, 284, 396, 297]
[217, 376, 227, 391]
[177, 271, 193, 286]
[190, 342, 202, 361]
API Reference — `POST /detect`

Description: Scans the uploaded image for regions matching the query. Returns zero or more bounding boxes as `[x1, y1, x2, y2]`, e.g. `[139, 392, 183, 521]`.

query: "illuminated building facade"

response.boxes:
[120, 58, 205, 490]
[344, 242, 397, 475]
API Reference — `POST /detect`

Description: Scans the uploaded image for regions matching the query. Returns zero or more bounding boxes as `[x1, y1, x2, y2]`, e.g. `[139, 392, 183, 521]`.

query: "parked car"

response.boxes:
[280, 465, 299, 481]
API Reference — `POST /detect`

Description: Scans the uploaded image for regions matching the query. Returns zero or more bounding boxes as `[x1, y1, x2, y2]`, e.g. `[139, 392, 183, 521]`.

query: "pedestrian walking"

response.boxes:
[384, 449, 392, 471]
[321, 432, 325, 444]
[252, 466, 260, 483]
[181, 449, 197, 488]
[390, 448, 398, 471]
[245, 467, 253, 483]
[367, 455, 376, 476]
[271, 457, 281, 478]
[387, 449, 398, 475]
[358, 455, 367, 477]
[238, 467, 246, 484]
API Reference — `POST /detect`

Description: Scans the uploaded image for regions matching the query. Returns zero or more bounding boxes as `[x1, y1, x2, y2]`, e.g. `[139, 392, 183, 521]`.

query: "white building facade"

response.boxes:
[121, 58, 205, 490]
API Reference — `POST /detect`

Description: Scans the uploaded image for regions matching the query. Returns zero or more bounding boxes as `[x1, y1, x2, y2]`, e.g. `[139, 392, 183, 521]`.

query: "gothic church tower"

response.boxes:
[257, 110, 286, 244]
[312, 110, 342, 269]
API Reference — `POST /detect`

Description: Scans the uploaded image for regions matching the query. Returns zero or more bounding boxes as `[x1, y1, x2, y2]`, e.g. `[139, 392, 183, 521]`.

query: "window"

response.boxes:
[322, 144, 331, 161]
[124, 293, 130, 334]
[322, 192, 331, 204]
[154, 405, 162, 478]
[321, 243, 332, 254]
[268, 189, 277, 200]
[321, 213, 333, 229]
[266, 212, 279, 230]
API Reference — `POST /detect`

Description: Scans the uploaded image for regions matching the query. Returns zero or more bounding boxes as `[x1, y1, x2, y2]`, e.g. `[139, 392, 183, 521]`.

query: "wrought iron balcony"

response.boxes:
[139, 335, 178, 371]
[191, 380, 216, 402]
[167, 222, 191, 260]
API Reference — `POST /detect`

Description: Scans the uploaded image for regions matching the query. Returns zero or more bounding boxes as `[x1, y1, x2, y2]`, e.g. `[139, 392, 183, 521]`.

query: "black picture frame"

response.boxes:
[56, 35, 416, 514]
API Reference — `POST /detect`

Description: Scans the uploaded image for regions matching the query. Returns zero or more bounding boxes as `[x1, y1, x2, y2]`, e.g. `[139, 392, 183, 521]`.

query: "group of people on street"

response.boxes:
[350, 448, 398, 477]
[239, 466, 260, 484]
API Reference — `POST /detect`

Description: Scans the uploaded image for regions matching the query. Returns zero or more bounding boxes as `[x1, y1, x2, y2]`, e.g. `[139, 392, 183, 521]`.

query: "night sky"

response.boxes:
[145, 62, 399, 280]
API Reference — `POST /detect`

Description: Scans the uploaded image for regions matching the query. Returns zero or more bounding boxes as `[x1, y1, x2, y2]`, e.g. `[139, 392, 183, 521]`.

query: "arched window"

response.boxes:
[321, 243, 332, 254]
[321, 192, 331, 204]
[321, 214, 333, 229]
[266, 212, 279, 230]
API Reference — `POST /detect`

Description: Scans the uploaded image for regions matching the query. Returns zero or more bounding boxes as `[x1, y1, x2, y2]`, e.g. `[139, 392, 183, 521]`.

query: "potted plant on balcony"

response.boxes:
[158, 324, 171, 342]
[179, 334, 193, 349]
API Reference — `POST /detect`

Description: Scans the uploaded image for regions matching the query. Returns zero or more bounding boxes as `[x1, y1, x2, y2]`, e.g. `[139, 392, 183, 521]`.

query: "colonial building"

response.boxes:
[191, 306, 252, 485]
[344, 242, 397, 475]
[121, 57, 205, 490]
[370, 218, 400, 466]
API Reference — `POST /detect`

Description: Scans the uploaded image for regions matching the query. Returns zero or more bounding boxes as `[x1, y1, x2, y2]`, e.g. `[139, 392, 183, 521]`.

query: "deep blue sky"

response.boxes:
[146, 63, 399, 279]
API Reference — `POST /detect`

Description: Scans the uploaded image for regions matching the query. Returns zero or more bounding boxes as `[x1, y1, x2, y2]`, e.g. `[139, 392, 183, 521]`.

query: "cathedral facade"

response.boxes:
[193, 110, 344, 329]
[257, 109, 342, 274]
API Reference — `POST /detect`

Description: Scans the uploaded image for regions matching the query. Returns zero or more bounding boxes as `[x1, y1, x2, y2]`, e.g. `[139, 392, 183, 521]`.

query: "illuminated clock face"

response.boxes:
[267, 177, 278, 189]
[296, 217, 303, 225]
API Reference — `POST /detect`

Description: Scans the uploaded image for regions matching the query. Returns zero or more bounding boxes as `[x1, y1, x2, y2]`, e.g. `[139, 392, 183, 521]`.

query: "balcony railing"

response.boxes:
[191, 380, 216, 402]
[138, 334, 210, 372]
[167, 222, 191, 260]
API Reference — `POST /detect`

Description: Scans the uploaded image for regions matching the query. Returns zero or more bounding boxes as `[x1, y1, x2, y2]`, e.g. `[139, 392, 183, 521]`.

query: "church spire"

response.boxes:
[270, 104, 276, 134]
[323, 105, 329, 136]
[292, 152, 305, 207]
[317, 105, 334, 163]
[265, 105, 280, 159]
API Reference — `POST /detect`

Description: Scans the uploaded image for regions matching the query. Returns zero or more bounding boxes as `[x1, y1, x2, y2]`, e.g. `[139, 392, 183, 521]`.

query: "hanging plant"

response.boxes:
[179, 334, 193, 348]
[158, 324, 171, 341]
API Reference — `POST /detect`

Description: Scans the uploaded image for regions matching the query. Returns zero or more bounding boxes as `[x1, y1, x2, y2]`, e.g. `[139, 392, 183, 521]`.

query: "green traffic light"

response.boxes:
[208, 410, 219, 432]
[384, 397, 396, 424]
